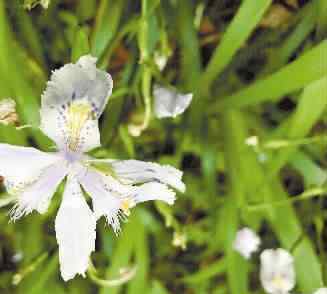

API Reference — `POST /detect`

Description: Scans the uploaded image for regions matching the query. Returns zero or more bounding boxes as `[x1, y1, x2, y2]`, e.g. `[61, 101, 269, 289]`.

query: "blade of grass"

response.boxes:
[71, 26, 90, 62]
[213, 40, 327, 111]
[200, 0, 272, 94]
[91, 0, 125, 58]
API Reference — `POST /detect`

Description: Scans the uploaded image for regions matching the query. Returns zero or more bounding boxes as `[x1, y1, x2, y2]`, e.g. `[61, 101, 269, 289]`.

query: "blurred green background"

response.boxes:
[0, 0, 327, 293]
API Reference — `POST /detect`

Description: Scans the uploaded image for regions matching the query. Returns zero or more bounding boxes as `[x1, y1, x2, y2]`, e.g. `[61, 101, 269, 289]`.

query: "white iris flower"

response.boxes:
[260, 248, 296, 294]
[233, 227, 261, 259]
[0, 55, 185, 281]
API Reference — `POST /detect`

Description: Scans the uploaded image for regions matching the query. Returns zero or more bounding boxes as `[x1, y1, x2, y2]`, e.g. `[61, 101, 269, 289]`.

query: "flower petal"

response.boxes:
[10, 160, 68, 220]
[40, 55, 112, 152]
[79, 168, 125, 234]
[55, 178, 96, 281]
[153, 85, 193, 118]
[109, 159, 185, 192]
[133, 182, 176, 205]
[0, 144, 62, 194]
[80, 167, 177, 234]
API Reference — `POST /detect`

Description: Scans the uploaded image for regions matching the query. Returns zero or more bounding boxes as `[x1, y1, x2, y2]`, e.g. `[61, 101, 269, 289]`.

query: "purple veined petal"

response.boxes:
[79, 168, 125, 234]
[9, 160, 68, 220]
[41, 55, 113, 118]
[153, 85, 193, 119]
[0, 144, 63, 198]
[40, 55, 113, 153]
[55, 177, 96, 281]
[107, 159, 185, 193]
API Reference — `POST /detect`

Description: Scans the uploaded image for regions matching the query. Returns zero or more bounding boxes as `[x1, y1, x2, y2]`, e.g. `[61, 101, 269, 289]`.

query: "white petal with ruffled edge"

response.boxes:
[153, 85, 193, 118]
[10, 161, 68, 220]
[55, 178, 96, 281]
[79, 168, 125, 234]
[40, 55, 113, 152]
[80, 167, 177, 233]
[109, 159, 185, 192]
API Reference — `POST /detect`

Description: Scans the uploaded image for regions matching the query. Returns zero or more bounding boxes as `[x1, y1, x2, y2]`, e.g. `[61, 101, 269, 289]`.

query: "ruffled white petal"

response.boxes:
[260, 248, 295, 294]
[10, 160, 68, 220]
[40, 55, 112, 152]
[233, 227, 261, 259]
[79, 168, 125, 234]
[55, 178, 96, 281]
[80, 167, 177, 234]
[109, 159, 185, 192]
[153, 85, 193, 118]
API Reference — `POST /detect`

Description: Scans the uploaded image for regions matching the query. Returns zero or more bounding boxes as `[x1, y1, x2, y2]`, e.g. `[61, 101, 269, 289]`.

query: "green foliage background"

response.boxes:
[0, 0, 326, 293]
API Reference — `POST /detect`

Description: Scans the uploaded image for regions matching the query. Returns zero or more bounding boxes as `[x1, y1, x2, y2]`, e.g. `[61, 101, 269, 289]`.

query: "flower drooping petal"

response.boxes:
[0, 144, 62, 193]
[153, 85, 193, 118]
[55, 178, 96, 281]
[10, 161, 68, 220]
[260, 248, 296, 294]
[108, 159, 185, 193]
[80, 166, 177, 233]
[79, 168, 125, 233]
[233, 227, 261, 259]
[40, 55, 113, 152]
[133, 182, 176, 205]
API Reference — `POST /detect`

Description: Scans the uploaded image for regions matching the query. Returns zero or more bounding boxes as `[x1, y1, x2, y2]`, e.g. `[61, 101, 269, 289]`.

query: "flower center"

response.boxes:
[66, 100, 93, 151]
[272, 274, 287, 290]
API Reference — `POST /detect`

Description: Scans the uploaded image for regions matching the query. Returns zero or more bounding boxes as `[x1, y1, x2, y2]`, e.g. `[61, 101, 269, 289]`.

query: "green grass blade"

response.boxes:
[214, 40, 327, 110]
[200, 0, 272, 93]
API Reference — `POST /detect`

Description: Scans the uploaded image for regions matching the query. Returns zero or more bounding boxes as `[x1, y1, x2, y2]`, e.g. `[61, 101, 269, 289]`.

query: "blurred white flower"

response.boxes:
[172, 231, 187, 250]
[154, 52, 168, 71]
[153, 85, 193, 119]
[260, 248, 296, 294]
[0, 55, 185, 281]
[245, 136, 259, 147]
[314, 288, 327, 294]
[233, 227, 261, 259]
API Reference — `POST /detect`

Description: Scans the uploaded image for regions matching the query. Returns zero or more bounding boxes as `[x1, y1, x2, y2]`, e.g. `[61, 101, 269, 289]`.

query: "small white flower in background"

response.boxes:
[23, 0, 50, 10]
[0, 55, 185, 281]
[233, 227, 261, 259]
[172, 231, 187, 250]
[314, 288, 327, 294]
[260, 248, 296, 294]
[245, 136, 259, 147]
[153, 85, 193, 119]
[154, 52, 168, 71]
[0, 98, 18, 126]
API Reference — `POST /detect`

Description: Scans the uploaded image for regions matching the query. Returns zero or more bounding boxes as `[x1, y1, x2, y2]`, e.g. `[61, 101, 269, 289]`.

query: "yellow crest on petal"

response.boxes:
[67, 100, 94, 151]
